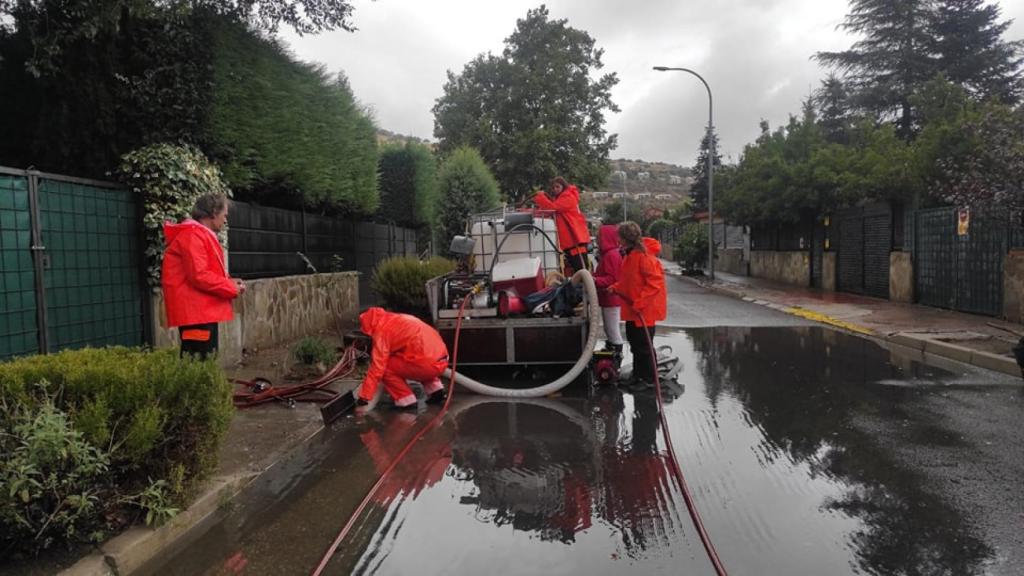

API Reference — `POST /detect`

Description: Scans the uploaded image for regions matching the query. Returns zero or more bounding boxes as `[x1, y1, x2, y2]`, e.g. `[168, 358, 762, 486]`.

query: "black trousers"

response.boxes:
[563, 249, 591, 274]
[179, 323, 219, 361]
[626, 323, 657, 382]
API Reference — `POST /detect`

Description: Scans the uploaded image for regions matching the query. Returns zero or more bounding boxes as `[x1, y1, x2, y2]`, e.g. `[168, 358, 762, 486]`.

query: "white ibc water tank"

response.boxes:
[469, 212, 560, 274]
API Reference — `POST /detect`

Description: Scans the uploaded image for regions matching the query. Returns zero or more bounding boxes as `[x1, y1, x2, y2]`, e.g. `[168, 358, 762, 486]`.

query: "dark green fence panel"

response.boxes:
[915, 207, 957, 310]
[915, 206, 1005, 316]
[37, 178, 143, 350]
[0, 174, 39, 359]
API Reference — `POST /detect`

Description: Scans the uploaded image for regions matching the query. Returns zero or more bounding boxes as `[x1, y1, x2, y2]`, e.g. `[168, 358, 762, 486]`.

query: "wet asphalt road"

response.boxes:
[143, 276, 1024, 576]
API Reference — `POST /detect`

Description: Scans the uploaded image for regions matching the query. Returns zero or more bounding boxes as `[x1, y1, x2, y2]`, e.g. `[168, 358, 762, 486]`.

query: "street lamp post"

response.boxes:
[620, 171, 628, 221]
[653, 66, 715, 280]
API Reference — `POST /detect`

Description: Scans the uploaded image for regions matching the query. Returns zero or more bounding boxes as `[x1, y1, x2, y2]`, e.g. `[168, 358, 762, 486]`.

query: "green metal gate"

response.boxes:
[914, 206, 1005, 316]
[0, 174, 39, 358]
[0, 168, 144, 360]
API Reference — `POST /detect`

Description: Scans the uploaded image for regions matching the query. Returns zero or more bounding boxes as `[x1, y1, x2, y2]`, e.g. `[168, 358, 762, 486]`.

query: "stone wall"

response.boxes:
[749, 251, 809, 287]
[889, 251, 914, 303]
[717, 248, 747, 276]
[1003, 251, 1024, 323]
[150, 272, 360, 366]
[822, 252, 836, 292]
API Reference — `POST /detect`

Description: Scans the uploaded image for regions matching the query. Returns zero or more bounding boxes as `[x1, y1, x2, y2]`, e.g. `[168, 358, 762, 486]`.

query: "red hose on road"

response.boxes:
[310, 294, 472, 576]
[637, 309, 729, 576]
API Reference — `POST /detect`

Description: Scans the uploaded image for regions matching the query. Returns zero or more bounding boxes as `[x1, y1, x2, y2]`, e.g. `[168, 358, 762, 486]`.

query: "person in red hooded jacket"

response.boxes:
[533, 176, 591, 274]
[161, 193, 245, 359]
[592, 224, 625, 363]
[608, 221, 667, 391]
[356, 307, 449, 411]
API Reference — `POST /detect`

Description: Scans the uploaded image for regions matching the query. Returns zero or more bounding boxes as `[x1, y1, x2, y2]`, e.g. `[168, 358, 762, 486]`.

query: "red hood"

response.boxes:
[642, 237, 661, 256]
[598, 225, 620, 254]
[163, 219, 209, 245]
[360, 307, 390, 336]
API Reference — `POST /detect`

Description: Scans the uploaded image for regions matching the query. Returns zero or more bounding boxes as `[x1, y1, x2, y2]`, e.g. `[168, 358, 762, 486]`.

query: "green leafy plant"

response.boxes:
[0, 388, 110, 554]
[116, 143, 232, 287]
[675, 223, 709, 272]
[292, 337, 336, 366]
[120, 480, 179, 527]
[371, 257, 455, 313]
[0, 347, 232, 555]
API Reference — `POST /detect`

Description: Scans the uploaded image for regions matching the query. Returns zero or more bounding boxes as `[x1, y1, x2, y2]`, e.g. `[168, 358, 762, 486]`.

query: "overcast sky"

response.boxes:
[282, 0, 1024, 167]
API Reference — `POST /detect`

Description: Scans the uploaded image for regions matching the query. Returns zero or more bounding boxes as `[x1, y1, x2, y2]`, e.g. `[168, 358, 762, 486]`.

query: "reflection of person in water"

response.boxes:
[360, 414, 453, 504]
[596, 391, 675, 557]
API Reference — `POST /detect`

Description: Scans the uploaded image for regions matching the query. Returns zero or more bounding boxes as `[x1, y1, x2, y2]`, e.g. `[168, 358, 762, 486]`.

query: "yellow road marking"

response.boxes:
[783, 307, 874, 335]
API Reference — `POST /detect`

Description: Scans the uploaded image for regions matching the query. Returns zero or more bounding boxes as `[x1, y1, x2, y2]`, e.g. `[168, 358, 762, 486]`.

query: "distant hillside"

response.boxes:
[602, 158, 692, 198]
[377, 129, 434, 148]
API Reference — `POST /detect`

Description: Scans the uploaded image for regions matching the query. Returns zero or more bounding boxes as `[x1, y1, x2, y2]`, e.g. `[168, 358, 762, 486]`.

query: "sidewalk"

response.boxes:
[680, 269, 1024, 380]
[61, 337, 360, 576]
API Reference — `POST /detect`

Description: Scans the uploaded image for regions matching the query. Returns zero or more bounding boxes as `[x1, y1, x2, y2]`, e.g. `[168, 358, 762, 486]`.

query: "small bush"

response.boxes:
[0, 392, 110, 552]
[292, 337, 335, 366]
[0, 348, 232, 556]
[371, 256, 455, 313]
[675, 223, 709, 271]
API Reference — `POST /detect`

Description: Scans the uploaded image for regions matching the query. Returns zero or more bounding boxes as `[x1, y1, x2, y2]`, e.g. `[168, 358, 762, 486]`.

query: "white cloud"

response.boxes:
[281, 0, 1024, 166]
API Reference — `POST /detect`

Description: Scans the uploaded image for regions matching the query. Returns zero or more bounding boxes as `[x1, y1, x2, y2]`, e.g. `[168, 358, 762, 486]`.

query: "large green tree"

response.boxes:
[432, 5, 618, 202]
[377, 142, 439, 250]
[815, 0, 936, 139]
[929, 0, 1023, 103]
[436, 147, 502, 253]
[0, 0, 357, 76]
[691, 128, 722, 211]
[814, 74, 853, 145]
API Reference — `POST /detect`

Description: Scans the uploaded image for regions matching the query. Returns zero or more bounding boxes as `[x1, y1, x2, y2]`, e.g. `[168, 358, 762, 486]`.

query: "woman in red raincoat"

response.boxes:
[161, 193, 246, 359]
[609, 221, 667, 391]
[356, 307, 450, 411]
[533, 176, 591, 273]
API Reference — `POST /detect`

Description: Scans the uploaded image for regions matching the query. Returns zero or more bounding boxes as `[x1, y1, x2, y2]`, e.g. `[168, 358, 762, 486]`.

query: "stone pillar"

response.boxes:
[889, 251, 914, 303]
[822, 252, 836, 292]
[1003, 251, 1024, 323]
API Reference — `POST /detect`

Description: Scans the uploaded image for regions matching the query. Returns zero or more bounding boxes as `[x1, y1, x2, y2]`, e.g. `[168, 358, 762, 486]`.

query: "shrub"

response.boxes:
[0, 392, 110, 553]
[371, 257, 455, 313]
[675, 223, 709, 271]
[437, 147, 502, 253]
[292, 337, 336, 366]
[0, 348, 232, 555]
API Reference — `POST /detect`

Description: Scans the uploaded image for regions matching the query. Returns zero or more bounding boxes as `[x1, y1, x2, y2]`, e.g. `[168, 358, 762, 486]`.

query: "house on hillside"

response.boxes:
[634, 193, 651, 200]
[668, 175, 682, 185]
[637, 172, 651, 182]
[591, 191, 610, 199]
[655, 194, 673, 200]
[612, 192, 627, 199]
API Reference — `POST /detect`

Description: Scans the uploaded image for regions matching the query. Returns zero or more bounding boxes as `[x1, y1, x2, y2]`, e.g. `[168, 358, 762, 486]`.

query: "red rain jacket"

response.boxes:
[359, 307, 449, 402]
[534, 184, 590, 253]
[161, 220, 238, 328]
[592, 225, 624, 308]
[610, 237, 667, 327]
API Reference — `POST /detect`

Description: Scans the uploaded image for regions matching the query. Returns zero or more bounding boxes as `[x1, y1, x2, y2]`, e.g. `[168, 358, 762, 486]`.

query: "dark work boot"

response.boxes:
[426, 389, 448, 405]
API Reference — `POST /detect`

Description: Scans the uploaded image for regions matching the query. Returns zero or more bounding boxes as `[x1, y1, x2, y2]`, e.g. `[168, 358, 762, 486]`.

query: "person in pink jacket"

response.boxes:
[592, 224, 625, 364]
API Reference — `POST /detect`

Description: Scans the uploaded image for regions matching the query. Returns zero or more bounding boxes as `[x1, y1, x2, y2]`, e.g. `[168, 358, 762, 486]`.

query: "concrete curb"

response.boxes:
[677, 273, 1023, 379]
[59, 420, 325, 576]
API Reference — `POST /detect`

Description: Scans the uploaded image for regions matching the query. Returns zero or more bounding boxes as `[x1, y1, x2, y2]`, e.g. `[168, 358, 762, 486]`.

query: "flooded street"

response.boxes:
[144, 325, 1024, 576]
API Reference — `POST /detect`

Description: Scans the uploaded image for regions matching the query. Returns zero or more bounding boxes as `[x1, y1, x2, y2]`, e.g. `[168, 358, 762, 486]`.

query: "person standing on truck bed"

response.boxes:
[534, 176, 591, 274]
